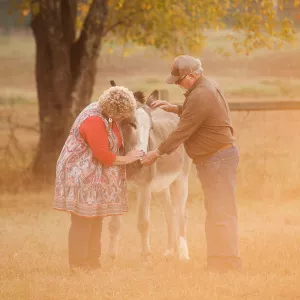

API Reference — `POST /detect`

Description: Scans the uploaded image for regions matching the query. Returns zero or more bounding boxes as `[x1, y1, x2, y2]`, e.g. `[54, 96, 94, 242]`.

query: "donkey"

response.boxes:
[107, 88, 192, 262]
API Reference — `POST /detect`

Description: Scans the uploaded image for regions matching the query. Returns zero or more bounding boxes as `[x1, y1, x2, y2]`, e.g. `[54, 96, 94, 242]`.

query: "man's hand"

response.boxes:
[151, 100, 179, 114]
[141, 150, 159, 166]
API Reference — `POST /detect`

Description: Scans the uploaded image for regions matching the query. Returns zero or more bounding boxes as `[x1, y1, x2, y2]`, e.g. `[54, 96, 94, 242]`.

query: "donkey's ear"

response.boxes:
[110, 80, 116, 87]
[146, 90, 159, 106]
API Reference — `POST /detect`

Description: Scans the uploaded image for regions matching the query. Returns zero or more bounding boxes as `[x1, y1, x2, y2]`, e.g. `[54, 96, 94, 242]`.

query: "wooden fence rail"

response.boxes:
[158, 90, 300, 111]
[227, 101, 300, 111]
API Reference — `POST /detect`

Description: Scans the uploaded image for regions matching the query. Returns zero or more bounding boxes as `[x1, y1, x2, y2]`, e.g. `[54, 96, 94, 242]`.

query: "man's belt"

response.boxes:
[218, 143, 234, 152]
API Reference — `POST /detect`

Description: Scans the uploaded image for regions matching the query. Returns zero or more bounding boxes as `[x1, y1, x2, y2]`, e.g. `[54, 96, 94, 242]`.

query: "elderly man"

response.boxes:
[141, 55, 241, 272]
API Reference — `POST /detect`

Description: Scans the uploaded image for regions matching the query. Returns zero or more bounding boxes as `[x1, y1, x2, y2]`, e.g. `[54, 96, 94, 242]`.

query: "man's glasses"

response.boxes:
[175, 74, 188, 85]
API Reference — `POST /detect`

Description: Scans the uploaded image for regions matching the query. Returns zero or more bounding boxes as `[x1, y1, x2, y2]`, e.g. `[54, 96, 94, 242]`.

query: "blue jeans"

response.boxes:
[196, 145, 241, 270]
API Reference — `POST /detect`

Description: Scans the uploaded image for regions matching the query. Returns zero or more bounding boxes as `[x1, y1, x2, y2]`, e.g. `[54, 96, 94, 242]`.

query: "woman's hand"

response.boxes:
[151, 100, 179, 114]
[113, 149, 145, 165]
[126, 149, 145, 163]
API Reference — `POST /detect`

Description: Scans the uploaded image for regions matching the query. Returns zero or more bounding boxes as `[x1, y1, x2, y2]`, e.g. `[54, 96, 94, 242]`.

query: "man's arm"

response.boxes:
[141, 94, 207, 166]
[151, 100, 182, 115]
[158, 94, 207, 155]
[177, 104, 183, 116]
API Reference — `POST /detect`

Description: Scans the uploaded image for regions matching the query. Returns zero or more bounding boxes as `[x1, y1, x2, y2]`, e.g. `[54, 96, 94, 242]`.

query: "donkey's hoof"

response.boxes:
[179, 253, 190, 261]
[164, 249, 175, 260]
[107, 254, 117, 261]
[141, 252, 152, 265]
[178, 237, 190, 261]
[105, 255, 116, 269]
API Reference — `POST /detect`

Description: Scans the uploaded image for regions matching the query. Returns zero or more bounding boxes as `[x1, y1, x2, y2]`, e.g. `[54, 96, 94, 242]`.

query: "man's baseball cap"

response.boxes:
[165, 55, 202, 84]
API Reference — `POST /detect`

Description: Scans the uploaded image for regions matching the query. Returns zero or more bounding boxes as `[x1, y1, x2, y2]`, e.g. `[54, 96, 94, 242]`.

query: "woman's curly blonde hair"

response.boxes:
[98, 86, 136, 118]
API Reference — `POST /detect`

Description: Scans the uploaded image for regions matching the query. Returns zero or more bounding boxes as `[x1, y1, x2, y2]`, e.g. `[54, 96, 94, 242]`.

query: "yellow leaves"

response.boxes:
[9, 0, 38, 23]
[236, 48, 243, 54]
[141, 2, 152, 10]
[148, 37, 156, 45]
[77, 1, 93, 30]
[216, 47, 231, 57]
[76, 19, 83, 31]
[21, 9, 30, 17]
[104, 0, 296, 57]
[264, 21, 270, 30]
[78, 3, 89, 13]
[115, 0, 125, 9]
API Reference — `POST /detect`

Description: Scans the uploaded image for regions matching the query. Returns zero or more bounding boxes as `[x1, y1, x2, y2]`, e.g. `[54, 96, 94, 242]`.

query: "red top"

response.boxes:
[79, 116, 122, 167]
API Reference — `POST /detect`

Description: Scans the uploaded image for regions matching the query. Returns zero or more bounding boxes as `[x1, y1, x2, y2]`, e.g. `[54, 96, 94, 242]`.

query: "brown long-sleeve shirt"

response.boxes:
[158, 75, 235, 164]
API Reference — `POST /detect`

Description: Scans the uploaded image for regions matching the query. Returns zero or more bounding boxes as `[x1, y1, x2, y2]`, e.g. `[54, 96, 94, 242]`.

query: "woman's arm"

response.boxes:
[80, 117, 144, 166]
[112, 149, 144, 165]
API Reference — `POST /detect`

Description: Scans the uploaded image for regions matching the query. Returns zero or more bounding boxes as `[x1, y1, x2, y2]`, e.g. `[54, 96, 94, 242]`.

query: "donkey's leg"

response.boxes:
[162, 187, 178, 258]
[171, 177, 190, 261]
[137, 186, 152, 261]
[107, 215, 122, 261]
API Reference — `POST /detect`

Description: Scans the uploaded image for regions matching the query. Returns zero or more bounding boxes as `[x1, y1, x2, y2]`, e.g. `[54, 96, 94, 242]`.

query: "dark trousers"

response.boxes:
[196, 145, 242, 270]
[68, 213, 103, 269]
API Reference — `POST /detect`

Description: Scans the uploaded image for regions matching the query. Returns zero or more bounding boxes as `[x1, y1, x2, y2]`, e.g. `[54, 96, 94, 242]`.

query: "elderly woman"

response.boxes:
[53, 86, 143, 271]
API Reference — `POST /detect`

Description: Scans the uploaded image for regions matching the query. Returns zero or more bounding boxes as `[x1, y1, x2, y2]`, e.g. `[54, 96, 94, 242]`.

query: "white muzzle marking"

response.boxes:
[135, 108, 151, 153]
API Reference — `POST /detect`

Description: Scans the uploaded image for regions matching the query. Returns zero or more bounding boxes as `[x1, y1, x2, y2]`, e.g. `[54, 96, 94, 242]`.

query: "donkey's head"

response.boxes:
[124, 94, 160, 180]
[121, 90, 159, 154]
[109, 80, 159, 177]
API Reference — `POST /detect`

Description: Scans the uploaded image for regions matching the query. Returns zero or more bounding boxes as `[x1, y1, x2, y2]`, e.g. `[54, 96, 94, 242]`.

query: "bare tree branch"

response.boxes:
[102, 20, 124, 36]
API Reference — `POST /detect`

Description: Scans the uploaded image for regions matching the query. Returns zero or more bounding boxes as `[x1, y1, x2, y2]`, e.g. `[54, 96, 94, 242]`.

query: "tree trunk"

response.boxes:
[30, 0, 108, 180]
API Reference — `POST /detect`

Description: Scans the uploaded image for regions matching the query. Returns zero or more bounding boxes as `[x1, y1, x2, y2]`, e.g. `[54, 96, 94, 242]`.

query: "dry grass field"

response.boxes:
[1, 31, 300, 300]
[1, 192, 300, 300]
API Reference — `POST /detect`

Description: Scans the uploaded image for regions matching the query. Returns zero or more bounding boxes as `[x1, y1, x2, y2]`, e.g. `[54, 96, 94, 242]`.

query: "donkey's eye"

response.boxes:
[129, 122, 137, 129]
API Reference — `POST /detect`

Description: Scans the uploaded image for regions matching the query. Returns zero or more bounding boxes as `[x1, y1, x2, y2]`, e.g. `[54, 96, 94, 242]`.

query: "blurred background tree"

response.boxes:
[1, 0, 298, 178]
